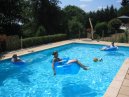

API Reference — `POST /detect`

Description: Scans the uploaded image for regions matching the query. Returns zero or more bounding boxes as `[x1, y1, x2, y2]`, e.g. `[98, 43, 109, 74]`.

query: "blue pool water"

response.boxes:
[0, 43, 129, 97]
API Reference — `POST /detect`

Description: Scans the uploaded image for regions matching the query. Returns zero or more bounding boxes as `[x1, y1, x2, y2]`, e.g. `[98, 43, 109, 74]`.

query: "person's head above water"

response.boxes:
[52, 51, 58, 57]
[12, 54, 18, 58]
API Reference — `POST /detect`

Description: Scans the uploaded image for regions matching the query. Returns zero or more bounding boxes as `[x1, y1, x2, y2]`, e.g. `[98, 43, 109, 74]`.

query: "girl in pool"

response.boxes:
[11, 54, 22, 62]
[101, 42, 116, 51]
[52, 51, 89, 75]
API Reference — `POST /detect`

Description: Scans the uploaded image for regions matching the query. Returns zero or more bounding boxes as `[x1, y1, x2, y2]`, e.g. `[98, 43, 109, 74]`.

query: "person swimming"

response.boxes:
[52, 51, 89, 75]
[11, 54, 22, 62]
[101, 42, 116, 51]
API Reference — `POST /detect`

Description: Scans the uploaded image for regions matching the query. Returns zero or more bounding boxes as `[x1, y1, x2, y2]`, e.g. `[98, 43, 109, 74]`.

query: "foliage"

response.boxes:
[0, 0, 23, 35]
[20, 0, 64, 37]
[86, 5, 117, 28]
[35, 26, 46, 36]
[22, 34, 67, 48]
[63, 5, 86, 38]
[22, 22, 38, 38]
[21, 0, 38, 37]
[121, 0, 129, 6]
[63, 5, 86, 23]
[95, 22, 108, 36]
[0, 0, 128, 43]
[68, 17, 83, 38]
[108, 19, 122, 31]
[118, 5, 129, 17]
[33, 0, 63, 35]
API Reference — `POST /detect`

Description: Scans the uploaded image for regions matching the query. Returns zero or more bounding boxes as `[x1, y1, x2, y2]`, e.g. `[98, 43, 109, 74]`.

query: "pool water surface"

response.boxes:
[0, 43, 129, 97]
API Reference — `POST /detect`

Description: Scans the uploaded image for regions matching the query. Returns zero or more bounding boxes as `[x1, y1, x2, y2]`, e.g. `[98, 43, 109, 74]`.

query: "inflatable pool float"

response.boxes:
[13, 61, 26, 65]
[101, 46, 118, 51]
[54, 58, 80, 75]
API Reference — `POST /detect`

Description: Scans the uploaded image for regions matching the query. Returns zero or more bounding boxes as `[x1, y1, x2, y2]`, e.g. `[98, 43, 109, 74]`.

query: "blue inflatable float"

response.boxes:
[13, 61, 26, 65]
[54, 58, 80, 75]
[101, 46, 118, 51]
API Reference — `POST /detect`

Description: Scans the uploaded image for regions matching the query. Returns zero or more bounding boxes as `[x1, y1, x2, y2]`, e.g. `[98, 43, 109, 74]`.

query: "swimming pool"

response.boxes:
[0, 43, 129, 97]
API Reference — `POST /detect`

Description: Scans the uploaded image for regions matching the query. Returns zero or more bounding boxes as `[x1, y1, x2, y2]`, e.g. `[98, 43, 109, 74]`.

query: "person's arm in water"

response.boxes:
[52, 58, 63, 75]
[52, 59, 56, 75]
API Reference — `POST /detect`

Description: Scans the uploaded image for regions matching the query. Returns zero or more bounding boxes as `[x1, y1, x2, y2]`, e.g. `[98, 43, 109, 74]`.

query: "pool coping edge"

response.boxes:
[103, 58, 129, 97]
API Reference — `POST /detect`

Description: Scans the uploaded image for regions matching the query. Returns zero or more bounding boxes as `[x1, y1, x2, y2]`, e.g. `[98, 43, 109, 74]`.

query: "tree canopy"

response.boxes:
[121, 0, 129, 6]
[0, 0, 128, 38]
[62, 5, 86, 37]
[0, 0, 23, 35]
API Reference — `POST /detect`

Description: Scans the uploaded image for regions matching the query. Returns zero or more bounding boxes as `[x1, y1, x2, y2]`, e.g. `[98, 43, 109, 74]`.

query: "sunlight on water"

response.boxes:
[0, 43, 129, 97]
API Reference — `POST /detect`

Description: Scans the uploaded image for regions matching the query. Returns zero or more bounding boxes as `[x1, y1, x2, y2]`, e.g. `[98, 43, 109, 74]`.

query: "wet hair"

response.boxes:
[12, 54, 17, 58]
[52, 51, 58, 55]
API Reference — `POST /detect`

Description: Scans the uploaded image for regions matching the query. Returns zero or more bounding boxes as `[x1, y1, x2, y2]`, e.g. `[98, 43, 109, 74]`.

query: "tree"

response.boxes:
[63, 5, 86, 37]
[108, 18, 122, 34]
[21, 0, 39, 37]
[35, 0, 62, 35]
[95, 22, 108, 37]
[118, 0, 129, 16]
[0, 0, 23, 35]
[68, 17, 83, 38]
[86, 5, 117, 29]
[35, 26, 46, 36]
[121, 0, 129, 6]
[118, 4, 129, 16]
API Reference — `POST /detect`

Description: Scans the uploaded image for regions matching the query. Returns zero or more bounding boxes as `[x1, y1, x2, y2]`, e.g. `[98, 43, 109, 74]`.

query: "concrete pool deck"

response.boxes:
[0, 39, 129, 97]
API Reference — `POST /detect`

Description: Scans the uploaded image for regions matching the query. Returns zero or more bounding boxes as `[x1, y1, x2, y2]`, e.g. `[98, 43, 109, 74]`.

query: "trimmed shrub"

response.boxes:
[22, 34, 67, 48]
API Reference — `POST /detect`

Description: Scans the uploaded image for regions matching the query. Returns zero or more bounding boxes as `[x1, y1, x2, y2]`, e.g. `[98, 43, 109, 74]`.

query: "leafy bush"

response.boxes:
[95, 22, 108, 36]
[22, 34, 67, 48]
[35, 26, 46, 36]
[108, 19, 122, 31]
[68, 17, 83, 38]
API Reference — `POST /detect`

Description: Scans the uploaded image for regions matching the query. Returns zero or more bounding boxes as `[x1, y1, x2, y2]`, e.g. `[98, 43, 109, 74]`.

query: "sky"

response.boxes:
[59, 0, 122, 12]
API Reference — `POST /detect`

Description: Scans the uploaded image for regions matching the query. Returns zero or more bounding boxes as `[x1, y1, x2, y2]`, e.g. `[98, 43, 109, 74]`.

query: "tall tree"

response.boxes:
[21, 0, 40, 37]
[0, 0, 23, 35]
[86, 5, 117, 29]
[63, 5, 86, 36]
[118, 0, 129, 16]
[35, 0, 62, 35]
[121, 0, 129, 6]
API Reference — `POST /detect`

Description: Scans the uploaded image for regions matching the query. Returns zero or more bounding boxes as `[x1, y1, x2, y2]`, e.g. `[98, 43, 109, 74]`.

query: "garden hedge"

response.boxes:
[22, 34, 67, 48]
